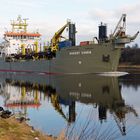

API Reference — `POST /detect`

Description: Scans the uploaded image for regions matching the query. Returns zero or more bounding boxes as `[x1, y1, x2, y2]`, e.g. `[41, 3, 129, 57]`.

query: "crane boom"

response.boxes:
[109, 14, 139, 45]
[50, 94, 68, 122]
[112, 14, 126, 37]
[50, 21, 71, 52]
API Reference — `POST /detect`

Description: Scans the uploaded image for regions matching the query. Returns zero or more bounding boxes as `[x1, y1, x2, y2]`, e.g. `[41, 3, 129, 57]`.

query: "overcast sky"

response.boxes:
[0, 0, 139, 45]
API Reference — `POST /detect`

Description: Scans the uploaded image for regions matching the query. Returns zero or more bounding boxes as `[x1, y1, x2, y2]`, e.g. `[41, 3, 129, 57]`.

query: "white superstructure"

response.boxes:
[2, 16, 41, 56]
[4, 83, 41, 109]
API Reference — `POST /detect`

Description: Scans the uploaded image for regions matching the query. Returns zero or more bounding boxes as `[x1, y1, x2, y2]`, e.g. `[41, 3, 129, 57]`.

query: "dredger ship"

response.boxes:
[0, 14, 139, 74]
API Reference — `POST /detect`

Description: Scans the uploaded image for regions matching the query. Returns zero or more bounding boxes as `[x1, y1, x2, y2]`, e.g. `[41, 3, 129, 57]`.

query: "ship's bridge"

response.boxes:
[4, 32, 41, 39]
[3, 16, 42, 56]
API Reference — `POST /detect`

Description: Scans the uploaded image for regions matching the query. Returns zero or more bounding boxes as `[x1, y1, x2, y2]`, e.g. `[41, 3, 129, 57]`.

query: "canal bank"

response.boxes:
[118, 64, 140, 74]
[0, 116, 56, 140]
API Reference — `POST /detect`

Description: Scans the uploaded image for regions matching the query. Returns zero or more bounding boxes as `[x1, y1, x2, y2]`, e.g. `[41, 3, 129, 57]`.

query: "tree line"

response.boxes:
[120, 44, 140, 65]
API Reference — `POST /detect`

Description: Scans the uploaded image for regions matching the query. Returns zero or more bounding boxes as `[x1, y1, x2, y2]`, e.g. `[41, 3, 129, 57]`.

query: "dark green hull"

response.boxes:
[0, 43, 122, 74]
[1, 73, 122, 105]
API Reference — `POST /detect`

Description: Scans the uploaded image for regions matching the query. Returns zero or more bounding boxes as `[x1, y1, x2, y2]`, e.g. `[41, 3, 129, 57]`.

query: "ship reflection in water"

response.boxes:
[0, 73, 140, 139]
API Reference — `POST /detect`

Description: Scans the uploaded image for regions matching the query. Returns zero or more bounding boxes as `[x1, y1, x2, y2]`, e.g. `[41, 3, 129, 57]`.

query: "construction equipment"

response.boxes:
[50, 94, 68, 121]
[110, 14, 139, 44]
[34, 41, 39, 53]
[21, 44, 25, 55]
[113, 104, 138, 136]
[50, 21, 71, 52]
[50, 93, 76, 123]
[112, 14, 126, 38]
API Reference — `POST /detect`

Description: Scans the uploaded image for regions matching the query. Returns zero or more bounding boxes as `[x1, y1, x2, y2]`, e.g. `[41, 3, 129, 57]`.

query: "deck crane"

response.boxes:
[111, 14, 139, 43]
[51, 94, 68, 122]
[112, 14, 126, 38]
[50, 21, 71, 52]
[113, 104, 138, 136]
[50, 93, 76, 123]
[113, 112, 126, 136]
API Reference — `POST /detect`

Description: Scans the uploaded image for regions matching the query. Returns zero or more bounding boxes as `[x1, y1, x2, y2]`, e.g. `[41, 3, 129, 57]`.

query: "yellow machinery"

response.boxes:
[21, 86, 26, 100]
[43, 45, 48, 51]
[34, 89, 39, 104]
[34, 41, 39, 53]
[50, 21, 71, 52]
[50, 94, 76, 123]
[50, 94, 68, 121]
[21, 44, 25, 55]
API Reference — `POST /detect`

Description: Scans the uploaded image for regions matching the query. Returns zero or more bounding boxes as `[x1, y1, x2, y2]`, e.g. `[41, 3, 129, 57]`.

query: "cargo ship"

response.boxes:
[0, 14, 139, 74]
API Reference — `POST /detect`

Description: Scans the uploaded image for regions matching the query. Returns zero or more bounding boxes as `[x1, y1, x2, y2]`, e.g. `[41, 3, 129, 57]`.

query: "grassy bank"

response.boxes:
[0, 116, 56, 140]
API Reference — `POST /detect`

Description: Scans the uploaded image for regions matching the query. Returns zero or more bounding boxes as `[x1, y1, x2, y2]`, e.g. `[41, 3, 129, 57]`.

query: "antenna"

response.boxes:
[11, 16, 29, 32]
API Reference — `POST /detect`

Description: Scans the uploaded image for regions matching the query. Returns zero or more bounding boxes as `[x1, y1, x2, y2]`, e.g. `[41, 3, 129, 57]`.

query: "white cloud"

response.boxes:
[0, 0, 139, 45]
[88, 2, 140, 45]
[89, 9, 113, 21]
[3, 0, 48, 8]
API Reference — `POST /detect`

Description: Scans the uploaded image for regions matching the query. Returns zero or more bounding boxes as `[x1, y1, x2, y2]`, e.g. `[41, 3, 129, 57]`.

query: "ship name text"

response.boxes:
[69, 92, 92, 98]
[69, 51, 92, 55]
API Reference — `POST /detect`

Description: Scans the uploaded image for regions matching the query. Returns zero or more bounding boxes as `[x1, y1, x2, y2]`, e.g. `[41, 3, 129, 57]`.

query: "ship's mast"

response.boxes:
[11, 15, 28, 32]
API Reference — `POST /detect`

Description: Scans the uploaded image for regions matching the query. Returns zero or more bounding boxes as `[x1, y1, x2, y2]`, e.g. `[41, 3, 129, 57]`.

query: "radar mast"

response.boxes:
[11, 15, 28, 32]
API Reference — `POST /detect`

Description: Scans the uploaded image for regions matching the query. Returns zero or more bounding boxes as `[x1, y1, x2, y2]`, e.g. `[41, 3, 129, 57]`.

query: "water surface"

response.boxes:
[0, 73, 140, 140]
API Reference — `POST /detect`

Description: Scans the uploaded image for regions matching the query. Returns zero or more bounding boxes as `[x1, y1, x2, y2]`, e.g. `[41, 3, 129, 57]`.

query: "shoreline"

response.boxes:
[0, 116, 56, 140]
[118, 64, 140, 74]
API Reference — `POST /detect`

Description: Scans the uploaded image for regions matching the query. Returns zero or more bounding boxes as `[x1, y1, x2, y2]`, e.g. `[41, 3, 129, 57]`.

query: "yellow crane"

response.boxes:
[50, 21, 71, 52]
[50, 94, 68, 121]
[50, 93, 76, 123]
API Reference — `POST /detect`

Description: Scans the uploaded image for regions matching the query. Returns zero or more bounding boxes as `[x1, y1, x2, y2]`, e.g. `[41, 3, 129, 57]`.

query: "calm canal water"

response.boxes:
[0, 73, 140, 140]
